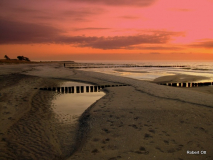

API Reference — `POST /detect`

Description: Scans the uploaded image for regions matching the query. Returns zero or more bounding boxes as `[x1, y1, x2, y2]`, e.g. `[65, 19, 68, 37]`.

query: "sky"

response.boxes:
[0, 0, 213, 61]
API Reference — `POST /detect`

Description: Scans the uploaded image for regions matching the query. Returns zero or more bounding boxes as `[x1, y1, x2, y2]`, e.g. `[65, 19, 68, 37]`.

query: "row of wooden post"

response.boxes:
[39, 84, 129, 93]
[68, 65, 187, 69]
[160, 82, 213, 87]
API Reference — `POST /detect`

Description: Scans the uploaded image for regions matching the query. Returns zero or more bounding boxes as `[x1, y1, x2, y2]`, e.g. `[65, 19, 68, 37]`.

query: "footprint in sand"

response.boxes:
[91, 149, 99, 154]
[134, 146, 149, 155]
[102, 128, 110, 133]
[144, 133, 153, 139]
[148, 129, 155, 133]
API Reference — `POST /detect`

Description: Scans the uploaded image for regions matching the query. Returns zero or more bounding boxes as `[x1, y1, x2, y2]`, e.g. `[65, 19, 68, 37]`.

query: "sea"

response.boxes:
[73, 60, 213, 82]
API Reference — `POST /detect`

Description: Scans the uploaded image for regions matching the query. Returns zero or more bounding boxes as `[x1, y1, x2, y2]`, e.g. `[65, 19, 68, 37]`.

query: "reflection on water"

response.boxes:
[51, 81, 105, 124]
[80, 67, 176, 81]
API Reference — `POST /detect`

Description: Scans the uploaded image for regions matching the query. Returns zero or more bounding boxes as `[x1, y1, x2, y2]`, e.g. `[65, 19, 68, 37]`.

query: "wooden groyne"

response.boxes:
[67, 64, 187, 69]
[159, 82, 213, 87]
[37, 84, 130, 93]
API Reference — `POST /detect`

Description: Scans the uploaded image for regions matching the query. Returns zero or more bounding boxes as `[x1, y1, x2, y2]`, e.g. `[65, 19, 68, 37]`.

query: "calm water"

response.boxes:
[75, 60, 213, 82]
[51, 81, 105, 124]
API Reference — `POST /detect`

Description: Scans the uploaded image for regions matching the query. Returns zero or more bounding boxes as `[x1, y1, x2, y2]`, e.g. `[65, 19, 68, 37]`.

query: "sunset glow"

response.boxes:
[0, 0, 213, 60]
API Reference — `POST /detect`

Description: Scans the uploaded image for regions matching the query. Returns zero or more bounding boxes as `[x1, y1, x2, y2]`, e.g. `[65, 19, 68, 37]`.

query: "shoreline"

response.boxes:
[0, 63, 213, 160]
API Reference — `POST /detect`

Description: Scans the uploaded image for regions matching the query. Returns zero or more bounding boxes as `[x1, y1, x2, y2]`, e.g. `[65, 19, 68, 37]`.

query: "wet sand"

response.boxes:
[153, 74, 211, 83]
[0, 63, 213, 160]
[114, 69, 149, 74]
[153, 74, 213, 95]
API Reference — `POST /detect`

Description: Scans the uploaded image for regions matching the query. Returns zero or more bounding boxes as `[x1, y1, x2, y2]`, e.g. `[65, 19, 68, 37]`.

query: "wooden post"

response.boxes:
[204, 82, 211, 86]
[86, 86, 89, 92]
[94, 86, 98, 92]
[68, 87, 72, 93]
[90, 86, 93, 92]
[101, 85, 105, 89]
[171, 83, 176, 87]
[198, 82, 202, 86]
[81, 86, 84, 93]
[61, 87, 64, 93]
[76, 86, 80, 93]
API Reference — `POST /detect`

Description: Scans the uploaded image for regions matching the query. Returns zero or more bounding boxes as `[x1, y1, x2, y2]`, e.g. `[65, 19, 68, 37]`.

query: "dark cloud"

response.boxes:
[189, 40, 213, 48]
[66, 0, 156, 6]
[69, 31, 180, 49]
[0, 18, 62, 44]
[61, 8, 105, 21]
[54, 32, 182, 49]
[27, 8, 104, 22]
[0, 1, 105, 22]
[63, 8, 105, 17]
[0, 18, 182, 49]
[11, 7, 44, 14]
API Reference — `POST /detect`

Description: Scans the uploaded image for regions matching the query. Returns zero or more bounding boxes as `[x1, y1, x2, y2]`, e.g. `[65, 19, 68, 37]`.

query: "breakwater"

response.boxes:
[36, 84, 130, 93]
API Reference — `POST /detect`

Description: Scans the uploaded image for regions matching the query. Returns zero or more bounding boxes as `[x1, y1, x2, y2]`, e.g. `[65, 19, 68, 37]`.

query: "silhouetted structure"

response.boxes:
[4, 55, 10, 60]
[17, 56, 30, 61]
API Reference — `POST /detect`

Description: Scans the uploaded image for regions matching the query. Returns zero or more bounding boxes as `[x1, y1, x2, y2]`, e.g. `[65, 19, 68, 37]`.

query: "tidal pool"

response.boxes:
[51, 81, 105, 124]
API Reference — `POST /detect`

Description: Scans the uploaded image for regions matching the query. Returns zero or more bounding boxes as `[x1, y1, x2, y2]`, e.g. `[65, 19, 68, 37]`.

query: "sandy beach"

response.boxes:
[0, 63, 213, 160]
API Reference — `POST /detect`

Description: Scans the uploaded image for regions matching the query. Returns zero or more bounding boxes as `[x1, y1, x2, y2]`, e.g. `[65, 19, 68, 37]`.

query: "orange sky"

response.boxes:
[0, 0, 213, 60]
